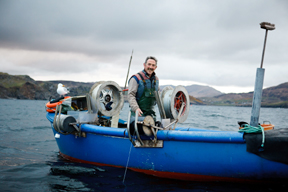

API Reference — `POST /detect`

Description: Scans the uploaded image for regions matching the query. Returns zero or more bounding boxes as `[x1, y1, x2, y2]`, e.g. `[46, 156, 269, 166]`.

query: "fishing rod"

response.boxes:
[123, 49, 133, 91]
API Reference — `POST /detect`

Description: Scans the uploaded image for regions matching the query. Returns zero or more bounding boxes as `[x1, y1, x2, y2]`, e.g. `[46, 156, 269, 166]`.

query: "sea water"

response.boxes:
[0, 99, 288, 192]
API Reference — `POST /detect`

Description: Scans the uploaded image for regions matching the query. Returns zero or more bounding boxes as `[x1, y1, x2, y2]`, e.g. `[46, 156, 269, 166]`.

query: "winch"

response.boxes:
[89, 81, 124, 117]
[161, 85, 190, 123]
[127, 85, 190, 147]
[53, 81, 125, 134]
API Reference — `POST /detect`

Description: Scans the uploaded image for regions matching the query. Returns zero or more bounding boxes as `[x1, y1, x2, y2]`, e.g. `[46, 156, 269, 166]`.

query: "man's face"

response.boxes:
[143, 59, 157, 77]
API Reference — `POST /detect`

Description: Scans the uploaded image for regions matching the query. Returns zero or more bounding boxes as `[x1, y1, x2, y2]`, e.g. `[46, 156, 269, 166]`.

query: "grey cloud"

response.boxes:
[0, 0, 287, 91]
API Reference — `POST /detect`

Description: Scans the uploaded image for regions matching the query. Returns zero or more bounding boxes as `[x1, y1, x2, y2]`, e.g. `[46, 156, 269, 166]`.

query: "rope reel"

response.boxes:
[89, 81, 124, 117]
[161, 85, 190, 123]
[53, 105, 79, 135]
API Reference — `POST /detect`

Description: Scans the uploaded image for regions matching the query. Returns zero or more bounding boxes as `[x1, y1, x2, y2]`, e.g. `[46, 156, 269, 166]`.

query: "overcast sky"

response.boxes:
[0, 0, 287, 93]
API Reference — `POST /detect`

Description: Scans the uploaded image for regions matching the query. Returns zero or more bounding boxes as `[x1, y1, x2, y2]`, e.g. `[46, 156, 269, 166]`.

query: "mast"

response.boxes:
[250, 22, 275, 127]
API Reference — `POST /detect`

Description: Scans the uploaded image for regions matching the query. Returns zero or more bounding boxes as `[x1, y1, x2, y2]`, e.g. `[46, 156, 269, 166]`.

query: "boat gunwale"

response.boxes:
[47, 112, 245, 143]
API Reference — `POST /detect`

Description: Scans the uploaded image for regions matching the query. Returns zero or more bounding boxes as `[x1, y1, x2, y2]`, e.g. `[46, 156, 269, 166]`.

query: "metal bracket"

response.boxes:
[134, 110, 144, 145]
[154, 90, 166, 119]
[127, 110, 135, 145]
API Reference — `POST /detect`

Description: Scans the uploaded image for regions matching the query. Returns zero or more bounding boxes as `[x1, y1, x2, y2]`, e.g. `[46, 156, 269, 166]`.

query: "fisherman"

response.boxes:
[128, 56, 159, 129]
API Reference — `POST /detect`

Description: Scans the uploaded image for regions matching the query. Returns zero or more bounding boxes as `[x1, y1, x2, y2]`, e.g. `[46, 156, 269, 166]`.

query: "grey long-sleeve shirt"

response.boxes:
[127, 77, 139, 112]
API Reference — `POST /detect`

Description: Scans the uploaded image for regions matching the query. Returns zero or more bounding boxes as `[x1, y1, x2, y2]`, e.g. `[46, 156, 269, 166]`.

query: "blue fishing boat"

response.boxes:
[45, 80, 288, 182]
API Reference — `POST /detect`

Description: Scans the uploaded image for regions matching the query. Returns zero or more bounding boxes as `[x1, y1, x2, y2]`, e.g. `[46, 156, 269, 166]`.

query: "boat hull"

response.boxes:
[47, 113, 288, 182]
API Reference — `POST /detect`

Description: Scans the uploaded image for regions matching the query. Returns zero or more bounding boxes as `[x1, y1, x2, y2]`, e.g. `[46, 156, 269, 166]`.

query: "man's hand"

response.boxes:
[136, 108, 143, 116]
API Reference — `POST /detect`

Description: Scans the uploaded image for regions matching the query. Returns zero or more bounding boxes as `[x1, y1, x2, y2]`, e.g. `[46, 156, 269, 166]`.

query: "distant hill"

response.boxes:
[204, 82, 288, 108]
[0, 72, 93, 100]
[185, 84, 222, 97]
[0, 72, 220, 101]
[1, 72, 287, 108]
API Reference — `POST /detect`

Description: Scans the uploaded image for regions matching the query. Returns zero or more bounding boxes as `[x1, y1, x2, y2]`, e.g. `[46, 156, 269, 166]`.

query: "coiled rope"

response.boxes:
[238, 124, 265, 148]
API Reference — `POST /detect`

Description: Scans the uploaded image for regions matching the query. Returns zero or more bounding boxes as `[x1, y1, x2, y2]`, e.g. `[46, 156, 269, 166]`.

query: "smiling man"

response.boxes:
[128, 56, 159, 121]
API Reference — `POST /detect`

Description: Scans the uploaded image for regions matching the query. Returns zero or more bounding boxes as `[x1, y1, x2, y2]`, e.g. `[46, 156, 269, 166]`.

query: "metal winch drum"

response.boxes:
[161, 85, 190, 123]
[89, 81, 124, 117]
[53, 114, 77, 134]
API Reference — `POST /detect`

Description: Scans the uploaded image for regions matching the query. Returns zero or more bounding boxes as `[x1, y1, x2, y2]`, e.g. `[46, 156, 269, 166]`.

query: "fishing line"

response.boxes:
[122, 132, 134, 184]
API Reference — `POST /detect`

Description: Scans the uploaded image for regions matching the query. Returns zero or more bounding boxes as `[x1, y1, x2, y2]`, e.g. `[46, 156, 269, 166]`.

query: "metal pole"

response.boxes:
[260, 29, 268, 68]
[250, 68, 265, 127]
[124, 50, 133, 90]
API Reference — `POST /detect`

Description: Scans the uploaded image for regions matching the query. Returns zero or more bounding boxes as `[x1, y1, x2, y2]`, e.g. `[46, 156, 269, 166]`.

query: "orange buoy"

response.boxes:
[45, 96, 70, 112]
[260, 123, 274, 131]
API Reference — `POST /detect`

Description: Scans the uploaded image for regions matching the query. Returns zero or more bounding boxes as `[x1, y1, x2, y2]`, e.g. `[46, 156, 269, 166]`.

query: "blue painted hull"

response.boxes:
[47, 113, 288, 181]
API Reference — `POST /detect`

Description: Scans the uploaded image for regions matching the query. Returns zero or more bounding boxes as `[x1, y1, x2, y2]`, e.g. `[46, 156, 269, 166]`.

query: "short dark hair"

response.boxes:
[145, 56, 157, 65]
